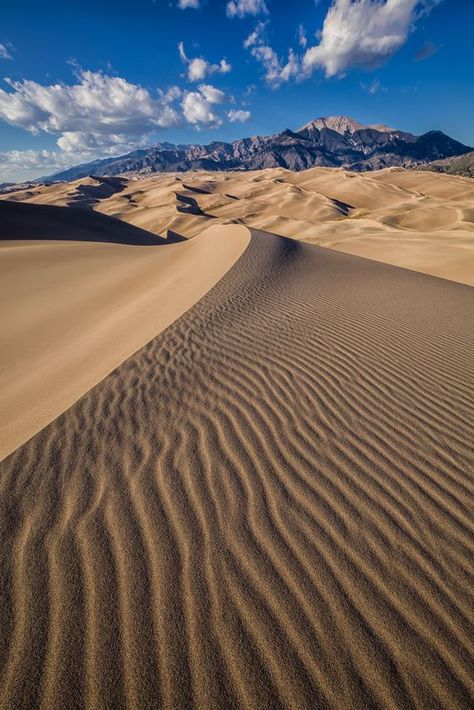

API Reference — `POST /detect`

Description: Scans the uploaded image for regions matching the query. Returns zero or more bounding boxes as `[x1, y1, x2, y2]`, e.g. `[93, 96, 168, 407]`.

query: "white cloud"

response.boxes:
[182, 93, 220, 126]
[0, 43, 13, 60]
[228, 109, 251, 122]
[0, 149, 73, 182]
[198, 84, 226, 104]
[181, 84, 225, 126]
[178, 42, 231, 82]
[360, 77, 386, 94]
[0, 61, 239, 181]
[368, 78, 381, 94]
[302, 0, 441, 78]
[251, 45, 300, 87]
[188, 58, 208, 81]
[298, 24, 307, 48]
[177, 0, 200, 8]
[160, 85, 182, 103]
[0, 69, 182, 171]
[56, 131, 148, 157]
[218, 59, 232, 74]
[0, 70, 179, 137]
[244, 23, 301, 87]
[226, 0, 268, 19]
[243, 21, 267, 48]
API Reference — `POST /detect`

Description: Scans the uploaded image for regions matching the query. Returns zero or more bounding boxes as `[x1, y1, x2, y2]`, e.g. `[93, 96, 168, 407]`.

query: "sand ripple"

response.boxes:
[0, 229, 473, 709]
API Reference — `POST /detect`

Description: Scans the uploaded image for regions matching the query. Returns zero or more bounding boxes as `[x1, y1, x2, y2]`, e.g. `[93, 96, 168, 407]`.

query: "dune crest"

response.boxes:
[3, 166, 474, 284]
[0, 203, 250, 459]
[0, 228, 472, 709]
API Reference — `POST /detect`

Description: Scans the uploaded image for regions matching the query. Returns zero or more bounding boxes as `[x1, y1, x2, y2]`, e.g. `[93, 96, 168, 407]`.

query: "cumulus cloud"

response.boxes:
[160, 85, 182, 103]
[56, 131, 148, 157]
[178, 42, 231, 82]
[228, 109, 251, 122]
[0, 149, 73, 182]
[181, 83, 225, 126]
[177, 0, 200, 8]
[0, 69, 183, 167]
[302, 0, 442, 78]
[244, 23, 300, 87]
[0, 43, 13, 60]
[226, 0, 268, 19]
[0, 61, 238, 181]
[0, 70, 179, 138]
[198, 84, 226, 104]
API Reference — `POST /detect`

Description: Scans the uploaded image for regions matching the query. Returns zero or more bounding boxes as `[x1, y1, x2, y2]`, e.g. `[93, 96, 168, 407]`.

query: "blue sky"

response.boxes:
[0, 0, 473, 181]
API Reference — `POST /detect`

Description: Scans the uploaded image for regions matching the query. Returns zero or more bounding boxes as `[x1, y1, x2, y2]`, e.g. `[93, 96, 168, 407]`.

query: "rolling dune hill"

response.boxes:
[0, 205, 473, 709]
[0, 201, 249, 459]
[3, 166, 474, 285]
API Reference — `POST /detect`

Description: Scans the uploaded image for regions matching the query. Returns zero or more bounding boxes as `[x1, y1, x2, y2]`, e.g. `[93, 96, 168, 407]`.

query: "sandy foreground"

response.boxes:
[0, 191, 473, 708]
[3, 166, 474, 285]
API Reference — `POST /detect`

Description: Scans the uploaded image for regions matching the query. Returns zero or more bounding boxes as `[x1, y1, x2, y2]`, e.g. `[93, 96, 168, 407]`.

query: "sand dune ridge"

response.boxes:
[0, 228, 472, 708]
[3, 166, 473, 284]
[0, 202, 249, 459]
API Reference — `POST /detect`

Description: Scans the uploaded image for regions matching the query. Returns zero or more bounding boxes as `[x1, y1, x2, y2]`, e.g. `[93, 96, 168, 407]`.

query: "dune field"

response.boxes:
[3, 166, 474, 285]
[0, 180, 473, 709]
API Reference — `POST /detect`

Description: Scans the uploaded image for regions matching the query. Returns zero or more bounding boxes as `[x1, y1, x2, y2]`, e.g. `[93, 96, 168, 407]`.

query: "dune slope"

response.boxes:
[1, 228, 473, 709]
[0, 201, 249, 459]
[3, 167, 473, 285]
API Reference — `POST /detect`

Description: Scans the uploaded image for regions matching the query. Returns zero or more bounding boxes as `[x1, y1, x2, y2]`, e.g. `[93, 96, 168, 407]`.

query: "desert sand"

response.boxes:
[0, 200, 249, 460]
[0, 195, 473, 709]
[3, 166, 474, 285]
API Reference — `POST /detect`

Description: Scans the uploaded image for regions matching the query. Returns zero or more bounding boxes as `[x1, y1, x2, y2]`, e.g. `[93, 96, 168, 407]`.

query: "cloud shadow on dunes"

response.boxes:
[0, 199, 168, 246]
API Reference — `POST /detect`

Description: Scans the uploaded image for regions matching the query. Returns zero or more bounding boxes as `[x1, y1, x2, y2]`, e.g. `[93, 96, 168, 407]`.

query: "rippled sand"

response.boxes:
[1, 224, 473, 709]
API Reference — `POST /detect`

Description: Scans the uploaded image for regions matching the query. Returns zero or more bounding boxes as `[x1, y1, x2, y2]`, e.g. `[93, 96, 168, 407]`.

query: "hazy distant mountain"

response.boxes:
[45, 116, 472, 182]
[424, 150, 474, 178]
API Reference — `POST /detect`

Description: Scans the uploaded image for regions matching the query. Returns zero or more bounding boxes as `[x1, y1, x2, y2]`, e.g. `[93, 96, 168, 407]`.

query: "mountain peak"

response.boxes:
[299, 115, 398, 135]
[299, 116, 364, 134]
[40, 115, 471, 183]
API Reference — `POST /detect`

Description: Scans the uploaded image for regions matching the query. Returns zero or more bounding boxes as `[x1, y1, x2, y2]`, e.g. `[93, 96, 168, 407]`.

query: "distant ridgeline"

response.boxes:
[43, 116, 472, 182]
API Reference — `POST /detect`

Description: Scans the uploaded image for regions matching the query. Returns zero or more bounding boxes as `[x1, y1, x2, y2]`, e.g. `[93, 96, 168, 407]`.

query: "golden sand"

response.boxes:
[0, 207, 472, 707]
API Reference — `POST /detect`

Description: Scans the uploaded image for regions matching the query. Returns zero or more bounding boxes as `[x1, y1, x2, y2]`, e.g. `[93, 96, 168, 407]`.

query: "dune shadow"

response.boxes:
[182, 183, 212, 195]
[175, 193, 208, 216]
[166, 229, 188, 243]
[175, 193, 215, 220]
[0, 200, 168, 246]
[68, 176, 129, 209]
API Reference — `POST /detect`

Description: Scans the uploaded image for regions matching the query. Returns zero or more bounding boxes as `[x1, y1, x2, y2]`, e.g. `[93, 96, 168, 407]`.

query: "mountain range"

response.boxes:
[44, 115, 473, 182]
[425, 150, 474, 178]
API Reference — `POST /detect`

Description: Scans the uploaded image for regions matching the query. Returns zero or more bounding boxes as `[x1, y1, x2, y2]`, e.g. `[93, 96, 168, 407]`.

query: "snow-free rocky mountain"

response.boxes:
[425, 150, 474, 178]
[47, 116, 472, 182]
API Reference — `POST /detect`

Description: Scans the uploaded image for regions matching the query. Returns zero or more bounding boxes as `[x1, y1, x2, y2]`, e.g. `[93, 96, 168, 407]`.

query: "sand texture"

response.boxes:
[0, 200, 249, 459]
[0, 227, 473, 709]
[3, 167, 474, 285]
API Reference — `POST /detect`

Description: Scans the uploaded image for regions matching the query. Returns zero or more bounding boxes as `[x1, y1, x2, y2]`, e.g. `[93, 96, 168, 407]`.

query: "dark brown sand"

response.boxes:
[0, 229, 473, 709]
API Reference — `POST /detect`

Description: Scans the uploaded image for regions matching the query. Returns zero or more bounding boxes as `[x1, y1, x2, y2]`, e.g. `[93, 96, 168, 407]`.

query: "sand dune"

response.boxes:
[0, 201, 249, 459]
[1, 226, 473, 709]
[3, 166, 473, 284]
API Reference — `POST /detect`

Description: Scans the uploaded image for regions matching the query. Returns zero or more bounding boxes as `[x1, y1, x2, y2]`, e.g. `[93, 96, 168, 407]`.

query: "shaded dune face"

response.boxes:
[0, 199, 167, 245]
[0, 230, 473, 709]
